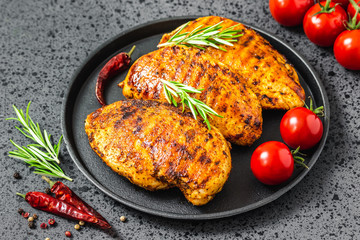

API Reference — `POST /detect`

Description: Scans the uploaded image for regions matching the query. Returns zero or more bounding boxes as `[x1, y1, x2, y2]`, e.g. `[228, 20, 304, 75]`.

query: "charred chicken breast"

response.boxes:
[85, 100, 232, 206]
[119, 46, 262, 146]
[159, 16, 305, 110]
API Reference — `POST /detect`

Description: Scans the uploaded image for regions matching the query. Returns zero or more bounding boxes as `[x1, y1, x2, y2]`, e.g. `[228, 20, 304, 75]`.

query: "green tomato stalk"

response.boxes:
[347, 0, 360, 30]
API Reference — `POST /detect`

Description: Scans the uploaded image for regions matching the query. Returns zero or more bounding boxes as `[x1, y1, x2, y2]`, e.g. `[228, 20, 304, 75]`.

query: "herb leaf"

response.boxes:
[161, 80, 223, 130]
[7, 102, 73, 181]
[157, 21, 244, 51]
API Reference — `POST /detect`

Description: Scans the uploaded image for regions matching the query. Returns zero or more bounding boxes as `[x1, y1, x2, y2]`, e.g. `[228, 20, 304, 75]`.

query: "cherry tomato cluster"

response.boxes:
[251, 99, 324, 185]
[269, 0, 360, 70]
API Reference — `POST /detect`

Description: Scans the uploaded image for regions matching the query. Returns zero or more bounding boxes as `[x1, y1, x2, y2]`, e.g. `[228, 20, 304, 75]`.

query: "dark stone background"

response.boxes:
[1, 0, 359, 239]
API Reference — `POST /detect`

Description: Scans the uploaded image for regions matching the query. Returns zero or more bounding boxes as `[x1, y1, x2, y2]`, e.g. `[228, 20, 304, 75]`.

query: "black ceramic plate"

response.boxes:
[62, 17, 330, 220]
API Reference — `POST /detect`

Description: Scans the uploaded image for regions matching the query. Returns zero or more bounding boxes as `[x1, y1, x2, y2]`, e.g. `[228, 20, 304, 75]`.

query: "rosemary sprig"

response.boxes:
[7, 102, 73, 181]
[157, 21, 244, 51]
[7, 102, 62, 164]
[8, 140, 73, 181]
[161, 80, 223, 129]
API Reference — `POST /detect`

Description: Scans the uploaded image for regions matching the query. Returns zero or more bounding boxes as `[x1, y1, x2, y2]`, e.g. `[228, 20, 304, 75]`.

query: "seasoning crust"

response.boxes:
[159, 16, 306, 109]
[119, 46, 263, 146]
[85, 100, 232, 206]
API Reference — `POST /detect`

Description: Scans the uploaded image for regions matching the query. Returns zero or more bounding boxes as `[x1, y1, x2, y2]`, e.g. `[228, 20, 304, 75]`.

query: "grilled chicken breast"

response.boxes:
[159, 16, 305, 110]
[85, 100, 232, 206]
[119, 46, 262, 146]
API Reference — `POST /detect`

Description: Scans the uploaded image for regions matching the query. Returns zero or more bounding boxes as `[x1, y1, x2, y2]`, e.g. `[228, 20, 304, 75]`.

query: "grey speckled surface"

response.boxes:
[1, 0, 360, 239]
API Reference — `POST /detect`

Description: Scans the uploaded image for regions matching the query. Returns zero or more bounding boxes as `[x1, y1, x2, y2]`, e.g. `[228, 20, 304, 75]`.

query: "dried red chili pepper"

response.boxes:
[16, 192, 110, 229]
[42, 176, 110, 229]
[96, 45, 136, 106]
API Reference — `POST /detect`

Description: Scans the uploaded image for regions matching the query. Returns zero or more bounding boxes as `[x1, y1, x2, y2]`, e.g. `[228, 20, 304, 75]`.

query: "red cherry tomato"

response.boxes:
[269, 0, 314, 26]
[251, 141, 294, 185]
[332, 0, 350, 8]
[334, 29, 360, 70]
[303, 1, 348, 47]
[280, 107, 323, 150]
[347, 0, 360, 23]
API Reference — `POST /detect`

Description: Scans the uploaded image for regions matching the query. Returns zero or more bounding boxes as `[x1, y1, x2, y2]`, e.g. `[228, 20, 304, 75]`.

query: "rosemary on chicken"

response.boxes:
[161, 80, 222, 129]
[157, 21, 243, 51]
[7, 102, 73, 181]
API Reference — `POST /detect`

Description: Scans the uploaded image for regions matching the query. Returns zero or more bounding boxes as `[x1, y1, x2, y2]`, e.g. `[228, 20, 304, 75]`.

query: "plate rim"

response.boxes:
[61, 16, 330, 220]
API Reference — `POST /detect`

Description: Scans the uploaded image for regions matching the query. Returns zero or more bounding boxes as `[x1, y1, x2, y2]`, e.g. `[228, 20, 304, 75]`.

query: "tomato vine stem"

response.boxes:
[347, 0, 360, 30]
[313, 0, 336, 16]
[291, 147, 309, 169]
[304, 97, 324, 117]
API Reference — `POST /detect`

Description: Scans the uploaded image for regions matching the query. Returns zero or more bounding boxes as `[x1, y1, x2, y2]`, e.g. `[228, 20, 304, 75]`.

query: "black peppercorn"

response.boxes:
[44, 188, 51, 195]
[13, 172, 21, 179]
[28, 221, 35, 229]
[18, 208, 24, 215]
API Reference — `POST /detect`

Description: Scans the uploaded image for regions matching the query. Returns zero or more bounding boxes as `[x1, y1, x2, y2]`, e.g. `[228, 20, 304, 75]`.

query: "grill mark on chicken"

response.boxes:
[121, 110, 136, 120]
[241, 35, 254, 47]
